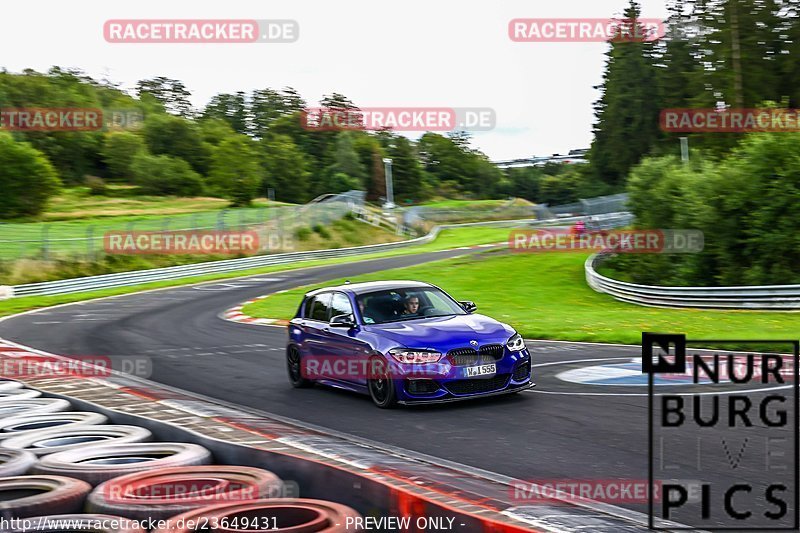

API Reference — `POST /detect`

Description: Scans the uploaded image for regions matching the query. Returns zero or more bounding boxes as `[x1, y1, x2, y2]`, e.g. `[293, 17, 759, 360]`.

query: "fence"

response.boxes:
[586, 252, 800, 310]
[0, 191, 366, 261]
[4, 213, 633, 299]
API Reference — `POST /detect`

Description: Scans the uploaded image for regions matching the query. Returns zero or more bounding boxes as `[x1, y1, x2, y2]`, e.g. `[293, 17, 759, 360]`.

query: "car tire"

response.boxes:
[0, 476, 92, 519]
[0, 412, 109, 440]
[1, 425, 152, 456]
[87, 466, 285, 521]
[367, 356, 397, 409]
[0, 450, 37, 477]
[287, 345, 313, 388]
[33, 443, 213, 486]
[0, 398, 72, 418]
[150, 499, 361, 533]
[2, 514, 147, 533]
[0, 389, 42, 401]
[0, 380, 23, 392]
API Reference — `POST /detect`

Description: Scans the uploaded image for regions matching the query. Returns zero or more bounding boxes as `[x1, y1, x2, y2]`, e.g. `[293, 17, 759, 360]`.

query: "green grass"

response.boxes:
[0, 186, 296, 260]
[243, 250, 800, 346]
[0, 225, 513, 319]
[419, 199, 510, 209]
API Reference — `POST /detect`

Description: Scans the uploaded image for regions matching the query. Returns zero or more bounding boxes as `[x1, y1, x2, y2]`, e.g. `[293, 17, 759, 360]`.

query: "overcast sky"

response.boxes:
[3, 0, 668, 160]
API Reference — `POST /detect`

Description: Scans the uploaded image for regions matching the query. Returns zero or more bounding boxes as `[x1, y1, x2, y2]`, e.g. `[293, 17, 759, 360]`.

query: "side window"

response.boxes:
[330, 292, 353, 318]
[309, 293, 332, 322]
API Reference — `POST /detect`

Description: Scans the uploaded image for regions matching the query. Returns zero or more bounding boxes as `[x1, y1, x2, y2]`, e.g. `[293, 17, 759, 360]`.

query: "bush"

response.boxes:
[101, 132, 146, 182]
[207, 136, 262, 206]
[296, 227, 312, 241]
[85, 176, 107, 196]
[313, 224, 331, 239]
[0, 132, 61, 219]
[130, 153, 204, 196]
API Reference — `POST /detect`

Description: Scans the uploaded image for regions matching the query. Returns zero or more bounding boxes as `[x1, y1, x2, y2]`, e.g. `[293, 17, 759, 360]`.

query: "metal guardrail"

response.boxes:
[586, 252, 800, 310]
[4, 213, 632, 299]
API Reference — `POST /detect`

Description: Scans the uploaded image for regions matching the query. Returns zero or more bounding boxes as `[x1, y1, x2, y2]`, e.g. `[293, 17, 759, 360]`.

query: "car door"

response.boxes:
[298, 292, 333, 370]
[322, 291, 371, 385]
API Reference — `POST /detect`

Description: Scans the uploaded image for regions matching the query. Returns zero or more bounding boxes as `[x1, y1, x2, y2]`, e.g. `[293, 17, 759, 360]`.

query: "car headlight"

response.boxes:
[507, 333, 526, 352]
[388, 349, 442, 364]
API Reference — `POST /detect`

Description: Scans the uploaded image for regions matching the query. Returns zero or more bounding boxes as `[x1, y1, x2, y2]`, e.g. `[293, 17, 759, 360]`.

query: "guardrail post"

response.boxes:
[41, 224, 49, 261]
[86, 226, 95, 261]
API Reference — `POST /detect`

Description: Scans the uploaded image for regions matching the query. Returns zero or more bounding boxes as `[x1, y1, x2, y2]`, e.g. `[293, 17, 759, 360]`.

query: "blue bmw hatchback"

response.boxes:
[287, 280, 533, 407]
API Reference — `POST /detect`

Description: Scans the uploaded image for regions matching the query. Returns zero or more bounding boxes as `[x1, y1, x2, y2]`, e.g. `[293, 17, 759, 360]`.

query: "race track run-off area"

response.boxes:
[0, 248, 793, 526]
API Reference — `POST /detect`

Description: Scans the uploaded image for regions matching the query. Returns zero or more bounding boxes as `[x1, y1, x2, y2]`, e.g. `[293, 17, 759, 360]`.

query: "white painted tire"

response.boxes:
[1, 425, 152, 456]
[0, 412, 108, 440]
[33, 443, 213, 485]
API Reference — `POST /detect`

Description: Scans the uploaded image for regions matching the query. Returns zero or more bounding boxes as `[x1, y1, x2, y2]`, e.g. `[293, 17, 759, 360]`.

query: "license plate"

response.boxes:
[465, 363, 496, 377]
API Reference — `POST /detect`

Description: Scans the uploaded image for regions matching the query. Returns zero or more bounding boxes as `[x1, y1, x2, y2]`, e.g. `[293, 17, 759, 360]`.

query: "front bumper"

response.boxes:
[390, 348, 532, 402]
[397, 381, 535, 405]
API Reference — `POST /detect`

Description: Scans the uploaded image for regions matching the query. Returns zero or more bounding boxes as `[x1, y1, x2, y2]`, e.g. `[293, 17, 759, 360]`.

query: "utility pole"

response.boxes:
[382, 158, 395, 209]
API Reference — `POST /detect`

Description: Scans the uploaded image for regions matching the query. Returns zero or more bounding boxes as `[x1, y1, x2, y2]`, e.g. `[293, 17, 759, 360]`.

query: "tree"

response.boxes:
[130, 153, 203, 196]
[142, 114, 209, 175]
[322, 132, 367, 193]
[208, 136, 263, 206]
[588, 1, 662, 188]
[0, 132, 61, 218]
[101, 132, 146, 182]
[136, 77, 194, 117]
[261, 134, 312, 203]
[202, 92, 249, 135]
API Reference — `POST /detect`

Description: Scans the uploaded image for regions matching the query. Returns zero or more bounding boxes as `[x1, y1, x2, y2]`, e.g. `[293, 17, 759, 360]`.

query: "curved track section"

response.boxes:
[0, 248, 785, 522]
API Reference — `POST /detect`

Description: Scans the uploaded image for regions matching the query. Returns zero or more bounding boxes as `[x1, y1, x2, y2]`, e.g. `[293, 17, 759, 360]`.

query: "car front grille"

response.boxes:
[513, 360, 531, 382]
[444, 374, 509, 395]
[405, 379, 440, 395]
[447, 344, 505, 366]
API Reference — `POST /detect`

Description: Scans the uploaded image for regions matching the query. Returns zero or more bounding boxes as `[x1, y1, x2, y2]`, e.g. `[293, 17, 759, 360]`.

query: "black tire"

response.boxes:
[0, 450, 37, 476]
[287, 345, 313, 388]
[1, 425, 151, 456]
[0, 412, 108, 440]
[0, 399, 72, 418]
[33, 443, 213, 486]
[367, 356, 397, 409]
[0, 476, 92, 519]
[87, 465, 285, 521]
[2, 514, 147, 533]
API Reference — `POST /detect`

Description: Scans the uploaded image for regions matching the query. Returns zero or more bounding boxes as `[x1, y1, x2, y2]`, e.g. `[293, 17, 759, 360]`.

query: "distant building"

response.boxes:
[493, 149, 589, 169]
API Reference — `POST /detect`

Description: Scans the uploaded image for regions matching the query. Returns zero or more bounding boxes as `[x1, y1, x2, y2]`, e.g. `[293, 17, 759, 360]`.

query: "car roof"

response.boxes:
[304, 280, 434, 297]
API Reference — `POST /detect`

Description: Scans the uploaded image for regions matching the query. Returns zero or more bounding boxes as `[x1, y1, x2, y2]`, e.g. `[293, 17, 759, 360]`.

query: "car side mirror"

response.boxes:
[460, 301, 477, 313]
[330, 313, 356, 328]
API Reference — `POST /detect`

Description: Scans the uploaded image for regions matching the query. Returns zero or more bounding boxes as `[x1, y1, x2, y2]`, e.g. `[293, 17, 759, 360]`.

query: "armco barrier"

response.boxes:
[9, 213, 632, 299]
[587, 252, 800, 309]
[0, 338, 668, 532]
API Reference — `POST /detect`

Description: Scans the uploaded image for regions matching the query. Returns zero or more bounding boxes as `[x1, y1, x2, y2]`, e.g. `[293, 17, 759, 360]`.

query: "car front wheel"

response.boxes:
[367, 356, 397, 408]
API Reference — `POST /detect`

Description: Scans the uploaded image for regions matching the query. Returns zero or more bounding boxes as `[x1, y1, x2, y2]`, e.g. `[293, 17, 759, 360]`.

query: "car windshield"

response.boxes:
[356, 287, 466, 325]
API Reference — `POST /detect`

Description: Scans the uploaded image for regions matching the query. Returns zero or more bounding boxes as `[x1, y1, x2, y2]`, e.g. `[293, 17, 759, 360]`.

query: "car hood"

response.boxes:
[363, 313, 515, 351]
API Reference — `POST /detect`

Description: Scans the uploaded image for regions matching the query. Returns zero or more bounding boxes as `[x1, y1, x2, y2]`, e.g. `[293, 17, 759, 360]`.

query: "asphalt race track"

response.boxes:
[1, 248, 796, 525]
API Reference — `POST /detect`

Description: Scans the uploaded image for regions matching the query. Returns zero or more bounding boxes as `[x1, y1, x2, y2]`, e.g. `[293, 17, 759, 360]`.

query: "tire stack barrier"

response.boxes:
[0, 387, 363, 531]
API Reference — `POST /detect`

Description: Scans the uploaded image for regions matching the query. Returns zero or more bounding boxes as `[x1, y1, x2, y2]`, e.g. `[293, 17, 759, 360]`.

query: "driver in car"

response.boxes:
[402, 295, 421, 316]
